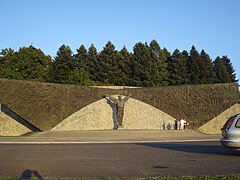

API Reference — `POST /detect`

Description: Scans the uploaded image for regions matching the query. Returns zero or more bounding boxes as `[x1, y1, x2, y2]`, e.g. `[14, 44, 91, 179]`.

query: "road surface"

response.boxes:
[0, 141, 239, 179]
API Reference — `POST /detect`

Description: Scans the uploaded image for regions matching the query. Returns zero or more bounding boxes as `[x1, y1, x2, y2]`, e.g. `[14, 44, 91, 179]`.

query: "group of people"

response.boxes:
[174, 119, 188, 130]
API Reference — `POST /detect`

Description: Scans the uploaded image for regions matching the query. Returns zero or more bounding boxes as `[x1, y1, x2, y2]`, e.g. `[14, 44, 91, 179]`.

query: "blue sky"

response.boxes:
[1, 0, 240, 81]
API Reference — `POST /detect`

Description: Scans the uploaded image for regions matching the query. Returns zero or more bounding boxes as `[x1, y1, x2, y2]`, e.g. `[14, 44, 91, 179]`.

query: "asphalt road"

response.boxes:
[0, 141, 240, 179]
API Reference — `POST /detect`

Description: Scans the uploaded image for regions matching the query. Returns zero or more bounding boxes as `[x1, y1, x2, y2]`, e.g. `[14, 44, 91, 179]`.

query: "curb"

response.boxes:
[0, 138, 219, 144]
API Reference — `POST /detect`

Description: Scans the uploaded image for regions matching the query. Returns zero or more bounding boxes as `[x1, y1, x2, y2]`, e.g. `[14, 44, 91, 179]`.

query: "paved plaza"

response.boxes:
[0, 129, 220, 144]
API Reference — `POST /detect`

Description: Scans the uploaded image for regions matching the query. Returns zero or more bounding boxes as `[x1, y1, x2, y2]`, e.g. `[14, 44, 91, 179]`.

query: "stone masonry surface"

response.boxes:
[0, 78, 239, 131]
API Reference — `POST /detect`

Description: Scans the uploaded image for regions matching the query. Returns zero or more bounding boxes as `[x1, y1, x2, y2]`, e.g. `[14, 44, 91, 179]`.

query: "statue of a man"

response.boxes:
[104, 94, 131, 129]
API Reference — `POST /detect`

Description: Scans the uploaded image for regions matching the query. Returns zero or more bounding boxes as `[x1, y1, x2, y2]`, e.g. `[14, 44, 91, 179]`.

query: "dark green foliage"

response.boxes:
[75, 45, 87, 68]
[167, 49, 189, 85]
[213, 56, 236, 83]
[0, 46, 51, 81]
[0, 41, 237, 86]
[74, 45, 96, 86]
[187, 46, 201, 84]
[94, 41, 120, 85]
[85, 44, 100, 83]
[48, 45, 74, 84]
[221, 55, 237, 82]
[131, 42, 151, 86]
[118, 46, 132, 86]
[149, 40, 169, 86]
[198, 50, 216, 84]
[130, 40, 169, 87]
[0, 48, 15, 78]
[48, 44, 94, 86]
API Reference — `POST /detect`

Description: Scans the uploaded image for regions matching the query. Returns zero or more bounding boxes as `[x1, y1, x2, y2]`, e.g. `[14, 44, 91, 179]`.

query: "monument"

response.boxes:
[104, 94, 131, 129]
[0, 78, 239, 131]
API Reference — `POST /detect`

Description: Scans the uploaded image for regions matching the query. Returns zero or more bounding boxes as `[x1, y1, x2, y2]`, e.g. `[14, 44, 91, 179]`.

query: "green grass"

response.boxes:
[100, 175, 240, 180]
[148, 174, 240, 180]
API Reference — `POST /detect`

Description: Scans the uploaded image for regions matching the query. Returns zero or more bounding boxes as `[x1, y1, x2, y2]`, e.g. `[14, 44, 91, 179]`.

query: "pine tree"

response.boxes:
[97, 41, 120, 85]
[179, 50, 190, 84]
[118, 46, 132, 86]
[198, 50, 215, 84]
[187, 46, 200, 84]
[213, 56, 229, 83]
[221, 56, 237, 82]
[132, 42, 151, 86]
[86, 44, 100, 83]
[49, 45, 74, 84]
[167, 49, 189, 85]
[75, 45, 87, 68]
[213, 56, 236, 83]
[149, 40, 169, 86]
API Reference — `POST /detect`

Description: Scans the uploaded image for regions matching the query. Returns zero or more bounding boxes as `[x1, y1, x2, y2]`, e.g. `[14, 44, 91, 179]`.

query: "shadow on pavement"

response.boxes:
[19, 169, 44, 180]
[137, 142, 240, 156]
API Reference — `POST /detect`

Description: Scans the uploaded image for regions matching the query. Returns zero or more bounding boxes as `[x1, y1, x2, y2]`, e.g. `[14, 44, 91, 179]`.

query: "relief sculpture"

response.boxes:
[0, 78, 239, 130]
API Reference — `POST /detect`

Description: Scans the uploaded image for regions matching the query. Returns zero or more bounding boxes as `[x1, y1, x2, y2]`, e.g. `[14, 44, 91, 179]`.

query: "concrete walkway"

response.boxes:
[0, 130, 221, 144]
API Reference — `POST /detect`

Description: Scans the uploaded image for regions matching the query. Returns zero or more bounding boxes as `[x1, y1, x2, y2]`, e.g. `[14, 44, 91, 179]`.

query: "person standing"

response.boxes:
[174, 120, 178, 130]
[179, 119, 186, 130]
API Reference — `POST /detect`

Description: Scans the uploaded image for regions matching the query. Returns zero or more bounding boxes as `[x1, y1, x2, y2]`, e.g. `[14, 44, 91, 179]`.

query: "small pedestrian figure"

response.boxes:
[184, 121, 187, 129]
[179, 118, 186, 130]
[174, 120, 178, 130]
[178, 120, 181, 130]
[167, 123, 171, 130]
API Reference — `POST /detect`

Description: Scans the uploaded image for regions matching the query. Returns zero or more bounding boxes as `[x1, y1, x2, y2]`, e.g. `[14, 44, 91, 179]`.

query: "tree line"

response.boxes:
[0, 40, 237, 87]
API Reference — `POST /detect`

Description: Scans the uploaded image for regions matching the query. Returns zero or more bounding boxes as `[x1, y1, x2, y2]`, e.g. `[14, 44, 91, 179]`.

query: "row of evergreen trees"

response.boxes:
[0, 40, 237, 87]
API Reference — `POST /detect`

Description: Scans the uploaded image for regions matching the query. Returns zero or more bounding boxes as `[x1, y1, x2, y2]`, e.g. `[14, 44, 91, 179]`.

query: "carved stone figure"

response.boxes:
[105, 94, 131, 129]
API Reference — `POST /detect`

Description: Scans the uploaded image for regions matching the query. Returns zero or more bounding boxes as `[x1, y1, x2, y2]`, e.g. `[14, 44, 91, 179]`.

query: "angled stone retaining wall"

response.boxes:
[0, 103, 41, 132]
[198, 102, 240, 134]
[0, 111, 32, 136]
[0, 78, 239, 131]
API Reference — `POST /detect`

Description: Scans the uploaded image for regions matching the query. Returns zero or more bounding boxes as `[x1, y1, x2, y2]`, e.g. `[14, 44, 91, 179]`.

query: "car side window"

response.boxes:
[235, 118, 240, 128]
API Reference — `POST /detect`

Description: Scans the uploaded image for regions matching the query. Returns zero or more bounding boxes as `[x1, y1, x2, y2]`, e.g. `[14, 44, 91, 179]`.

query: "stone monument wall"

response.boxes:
[0, 78, 239, 130]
